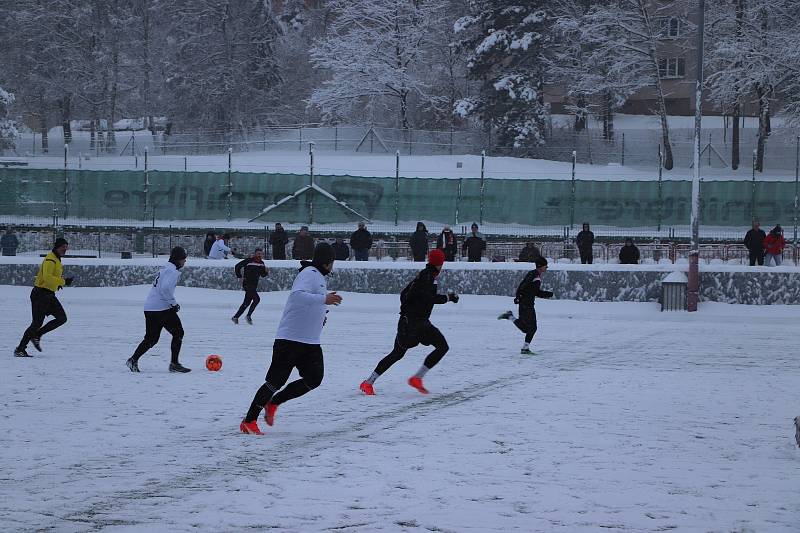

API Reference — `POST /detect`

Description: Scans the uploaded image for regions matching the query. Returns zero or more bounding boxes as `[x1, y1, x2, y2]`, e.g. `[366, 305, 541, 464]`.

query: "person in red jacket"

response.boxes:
[763, 225, 786, 266]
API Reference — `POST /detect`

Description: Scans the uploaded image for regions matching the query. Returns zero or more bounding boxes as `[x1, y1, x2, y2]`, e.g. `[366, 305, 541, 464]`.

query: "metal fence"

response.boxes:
[9, 121, 800, 172]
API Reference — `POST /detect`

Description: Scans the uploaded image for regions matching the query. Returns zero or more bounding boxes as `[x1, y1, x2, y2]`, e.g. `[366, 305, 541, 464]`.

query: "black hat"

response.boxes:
[169, 246, 188, 262]
[53, 238, 69, 249]
[313, 242, 335, 266]
[534, 256, 548, 268]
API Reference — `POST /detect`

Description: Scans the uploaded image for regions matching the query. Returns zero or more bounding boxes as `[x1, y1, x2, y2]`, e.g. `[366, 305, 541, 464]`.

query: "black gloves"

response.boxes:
[64, 277, 74, 287]
[447, 290, 459, 303]
[171, 304, 181, 312]
[540, 290, 554, 299]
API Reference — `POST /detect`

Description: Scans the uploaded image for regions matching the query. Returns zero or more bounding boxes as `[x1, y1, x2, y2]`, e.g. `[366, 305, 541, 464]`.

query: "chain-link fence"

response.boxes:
[9, 121, 799, 173]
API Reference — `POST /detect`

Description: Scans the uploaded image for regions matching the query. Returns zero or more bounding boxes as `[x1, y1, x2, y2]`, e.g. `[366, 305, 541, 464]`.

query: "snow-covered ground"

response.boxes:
[1, 286, 798, 532]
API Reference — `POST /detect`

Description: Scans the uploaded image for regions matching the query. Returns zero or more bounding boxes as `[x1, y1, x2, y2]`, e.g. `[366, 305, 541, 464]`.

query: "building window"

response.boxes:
[658, 57, 686, 79]
[658, 17, 683, 38]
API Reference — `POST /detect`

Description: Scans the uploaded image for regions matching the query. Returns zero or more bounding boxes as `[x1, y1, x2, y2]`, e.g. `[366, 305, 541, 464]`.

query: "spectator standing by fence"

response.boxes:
[333, 237, 350, 260]
[619, 238, 640, 264]
[437, 225, 457, 262]
[202, 232, 216, 258]
[576, 223, 594, 264]
[292, 226, 315, 260]
[744, 220, 766, 266]
[208, 234, 232, 259]
[269, 223, 289, 260]
[350, 221, 373, 261]
[410, 222, 429, 262]
[1, 227, 19, 256]
[463, 223, 486, 262]
[518, 242, 541, 263]
[763, 225, 786, 266]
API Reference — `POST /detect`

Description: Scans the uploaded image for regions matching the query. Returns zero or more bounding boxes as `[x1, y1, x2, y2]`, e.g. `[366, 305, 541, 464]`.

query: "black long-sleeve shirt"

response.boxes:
[515, 270, 553, 307]
[235, 256, 268, 289]
[399, 265, 448, 320]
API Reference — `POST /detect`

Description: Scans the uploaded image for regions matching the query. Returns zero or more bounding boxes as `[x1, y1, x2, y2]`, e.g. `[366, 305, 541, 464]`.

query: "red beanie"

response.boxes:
[428, 249, 445, 267]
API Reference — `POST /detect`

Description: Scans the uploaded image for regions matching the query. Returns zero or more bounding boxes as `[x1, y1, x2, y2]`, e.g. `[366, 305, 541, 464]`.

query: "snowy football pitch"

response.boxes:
[1, 285, 798, 532]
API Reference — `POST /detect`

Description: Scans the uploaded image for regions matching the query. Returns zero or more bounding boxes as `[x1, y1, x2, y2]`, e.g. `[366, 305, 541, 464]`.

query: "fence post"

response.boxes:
[63, 143, 69, 219]
[658, 145, 663, 232]
[408, 128, 413, 156]
[334, 125, 338, 152]
[570, 150, 576, 229]
[151, 207, 156, 258]
[298, 125, 303, 151]
[309, 142, 315, 225]
[751, 149, 757, 220]
[169, 224, 172, 251]
[143, 147, 149, 222]
[227, 147, 233, 221]
[455, 178, 463, 225]
[479, 150, 486, 224]
[395, 150, 400, 226]
[794, 136, 799, 248]
[621, 132, 625, 166]
[184, 156, 187, 171]
[449, 127, 453, 156]
[98, 232, 101, 259]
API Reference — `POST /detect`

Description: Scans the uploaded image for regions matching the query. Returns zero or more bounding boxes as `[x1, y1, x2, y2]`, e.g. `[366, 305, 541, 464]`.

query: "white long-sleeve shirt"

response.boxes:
[208, 239, 231, 259]
[275, 266, 328, 345]
[144, 262, 182, 311]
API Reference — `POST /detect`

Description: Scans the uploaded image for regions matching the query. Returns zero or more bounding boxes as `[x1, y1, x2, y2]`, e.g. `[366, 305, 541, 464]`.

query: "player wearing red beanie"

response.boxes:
[358, 246, 458, 395]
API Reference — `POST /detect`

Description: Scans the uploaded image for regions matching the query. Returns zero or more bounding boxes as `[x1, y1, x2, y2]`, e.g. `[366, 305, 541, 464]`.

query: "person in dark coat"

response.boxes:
[743, 220, 766, 266]
[436, 225, 458, 262]
[232, 248, 268, 324]
[409, 222, 429, 262]
[498, 256, 553, 355]
[1, 228, 20, 256]
[269, 223, 289, 260]
[358, 249, 458, 396]
[618, 237, 640, 264]
[349, 221, 373, 261]
[462, 223, 486, 262]
[575, 222, 594, 264]
[332, 238, 350, 260]
[202, 232, 216, 258]
[518, 242, 541, 263]
[292, 226, 315, 260]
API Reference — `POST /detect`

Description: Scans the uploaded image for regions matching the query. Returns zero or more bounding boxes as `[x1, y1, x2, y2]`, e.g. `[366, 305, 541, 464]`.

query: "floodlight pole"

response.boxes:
[688, 0, 705, 312]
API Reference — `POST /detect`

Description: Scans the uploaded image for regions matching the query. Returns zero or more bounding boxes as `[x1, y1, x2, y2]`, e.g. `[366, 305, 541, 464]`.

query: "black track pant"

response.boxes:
[131, 309, 184, 364]
[233, 288, 260, 318]
[513, 305, 537, 344]
[749, 251, 764, 266]
[580, 252, 593, 264]
[373, 318, 449, 376]
[17, 287, 68, 350]
[245, 340, 324, 422]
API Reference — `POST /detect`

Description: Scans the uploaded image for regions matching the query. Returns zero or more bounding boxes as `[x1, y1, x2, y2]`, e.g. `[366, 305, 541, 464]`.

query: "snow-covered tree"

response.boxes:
[707, 0, 800, 171]
[547, 0, 637, 139]
[454, 2, 551, 152]
[162, 0, 284, 132]
[309, 0, 446, 129]
[568, 0, 695, 170]
[0, 87, 19, 152]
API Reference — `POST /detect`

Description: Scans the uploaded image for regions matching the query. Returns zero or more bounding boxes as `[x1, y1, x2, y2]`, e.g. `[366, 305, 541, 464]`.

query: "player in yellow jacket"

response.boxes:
[14, 238, 73, 357]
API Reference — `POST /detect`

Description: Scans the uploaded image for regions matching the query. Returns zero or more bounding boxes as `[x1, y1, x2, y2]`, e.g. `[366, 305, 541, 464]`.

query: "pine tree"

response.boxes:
[454, 2, 551, 152]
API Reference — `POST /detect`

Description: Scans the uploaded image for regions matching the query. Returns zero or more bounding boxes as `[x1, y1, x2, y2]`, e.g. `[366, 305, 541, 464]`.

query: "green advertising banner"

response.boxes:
[0, 168, 793, 228]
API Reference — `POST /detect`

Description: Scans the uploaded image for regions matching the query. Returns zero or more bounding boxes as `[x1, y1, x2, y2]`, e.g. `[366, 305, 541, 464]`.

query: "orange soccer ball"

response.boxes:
[205, 354, 223, 372]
